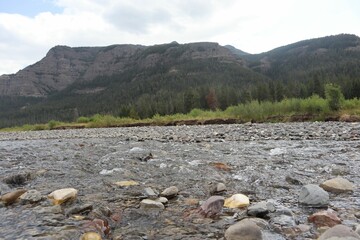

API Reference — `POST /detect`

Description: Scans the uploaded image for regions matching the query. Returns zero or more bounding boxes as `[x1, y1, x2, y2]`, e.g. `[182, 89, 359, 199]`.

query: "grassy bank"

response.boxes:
[2, 96, 360, 132]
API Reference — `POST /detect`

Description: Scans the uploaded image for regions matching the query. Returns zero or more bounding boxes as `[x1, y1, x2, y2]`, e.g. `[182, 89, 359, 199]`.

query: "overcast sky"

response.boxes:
[0, 0, 360, 75]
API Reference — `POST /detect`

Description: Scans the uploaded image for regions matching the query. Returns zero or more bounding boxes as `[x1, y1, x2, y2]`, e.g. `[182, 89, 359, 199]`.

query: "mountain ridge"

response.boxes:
[0, 34, 359, 127]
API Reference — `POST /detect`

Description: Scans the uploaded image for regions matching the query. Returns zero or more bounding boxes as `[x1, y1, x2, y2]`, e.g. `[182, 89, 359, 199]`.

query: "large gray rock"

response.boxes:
[199, 196, 224, 217]
[318, 225, 360, 240]
[299, 184, 329, 207]
[225, 219, 263, 240]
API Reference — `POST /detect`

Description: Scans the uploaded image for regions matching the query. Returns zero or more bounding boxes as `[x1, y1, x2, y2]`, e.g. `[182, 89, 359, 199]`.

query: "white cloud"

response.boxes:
[0, 0, 359, 74]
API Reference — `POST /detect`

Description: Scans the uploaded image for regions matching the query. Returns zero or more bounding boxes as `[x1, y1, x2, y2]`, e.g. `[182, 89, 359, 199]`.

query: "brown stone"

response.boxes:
[320, 177, 354, 193]
[318, 225, 360, 240]
[308, 209, 342, 227]
[1, 189, 27, 205]
[225, 219, 263, 240]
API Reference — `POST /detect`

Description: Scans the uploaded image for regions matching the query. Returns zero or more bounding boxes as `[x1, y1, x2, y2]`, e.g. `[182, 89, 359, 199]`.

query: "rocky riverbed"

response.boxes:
[0, 122, 359, 240]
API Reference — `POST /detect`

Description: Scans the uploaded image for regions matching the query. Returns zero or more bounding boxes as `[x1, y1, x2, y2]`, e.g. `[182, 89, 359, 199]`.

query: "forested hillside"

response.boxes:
[0, 34, 359, 128]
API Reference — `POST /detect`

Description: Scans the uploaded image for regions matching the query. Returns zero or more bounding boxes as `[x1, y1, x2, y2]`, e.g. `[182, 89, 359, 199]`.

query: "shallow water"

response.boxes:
[0, 122, 359, 239]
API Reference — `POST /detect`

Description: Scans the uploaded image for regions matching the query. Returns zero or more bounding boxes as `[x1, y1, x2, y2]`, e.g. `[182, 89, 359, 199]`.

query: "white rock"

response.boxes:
[48, 188, 78, 205]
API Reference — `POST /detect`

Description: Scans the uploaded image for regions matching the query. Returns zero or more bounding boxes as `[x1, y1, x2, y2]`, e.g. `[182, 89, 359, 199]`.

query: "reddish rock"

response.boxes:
[198, 196, 225, 217]
[308, 209, 342, 227]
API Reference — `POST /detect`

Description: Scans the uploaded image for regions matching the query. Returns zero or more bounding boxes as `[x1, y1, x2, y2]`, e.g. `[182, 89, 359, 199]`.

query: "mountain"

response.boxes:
[0, 34, 359, 128]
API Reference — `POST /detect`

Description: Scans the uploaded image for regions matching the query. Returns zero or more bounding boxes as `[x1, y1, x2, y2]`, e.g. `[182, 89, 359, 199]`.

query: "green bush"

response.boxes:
[77, 116, 91, 123]
[325, 84, 345, 111]
[48, 120, 61, 129]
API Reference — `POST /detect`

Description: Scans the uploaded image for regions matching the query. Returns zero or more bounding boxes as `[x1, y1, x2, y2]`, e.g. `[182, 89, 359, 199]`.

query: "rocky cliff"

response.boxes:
[0, 42, 238, 97]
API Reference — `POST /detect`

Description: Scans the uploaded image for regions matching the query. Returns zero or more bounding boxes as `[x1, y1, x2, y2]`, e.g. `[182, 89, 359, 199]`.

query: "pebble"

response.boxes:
[1, 189, 27, 205]
[80, 232, 102, 240]
[155, 197, 168, 204]
[298, 184, 329, 207]
[308, 208, 342, 227]
[114, 180, 139, 187]
[140, 199, 165, 210]
[318, 224, 360, 240]
[225, 218, 263, 240]
[144, 187, 158, 199]
[160, 186, 179, 198]
[19, 189, 43, 204]
[48, 188, 78, 205]
[224, 194, 250, 208]
[247, 201, 276, 218]
[320, 177, 354, 193]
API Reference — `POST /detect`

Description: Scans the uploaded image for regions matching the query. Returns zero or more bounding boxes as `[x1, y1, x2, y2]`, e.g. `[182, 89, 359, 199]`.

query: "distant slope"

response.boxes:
[0, 34, 359, 128]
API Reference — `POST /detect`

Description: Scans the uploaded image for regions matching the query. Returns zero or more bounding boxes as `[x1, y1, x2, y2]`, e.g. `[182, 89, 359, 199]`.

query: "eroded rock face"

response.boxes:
[0, 42, 237, 97]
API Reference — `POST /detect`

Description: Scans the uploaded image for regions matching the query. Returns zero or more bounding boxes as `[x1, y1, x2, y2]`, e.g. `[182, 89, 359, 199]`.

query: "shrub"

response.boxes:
[77, 116, 90, 123]
[325, 84, 344, 111]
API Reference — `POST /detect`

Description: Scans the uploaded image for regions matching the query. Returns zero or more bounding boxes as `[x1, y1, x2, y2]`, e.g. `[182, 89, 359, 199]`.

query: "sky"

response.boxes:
[0, 0, 360, 75]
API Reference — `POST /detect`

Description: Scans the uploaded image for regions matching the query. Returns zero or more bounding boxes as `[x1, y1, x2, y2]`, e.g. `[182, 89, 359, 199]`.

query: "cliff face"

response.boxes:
[0, 42, 238, 97]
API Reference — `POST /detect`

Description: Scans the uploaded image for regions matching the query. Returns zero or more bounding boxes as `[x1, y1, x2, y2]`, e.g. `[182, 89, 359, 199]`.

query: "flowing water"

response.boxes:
[0, 122, 359, 239]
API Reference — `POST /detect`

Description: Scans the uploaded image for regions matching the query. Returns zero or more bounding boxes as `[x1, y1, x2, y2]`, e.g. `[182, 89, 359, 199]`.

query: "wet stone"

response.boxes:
[1, 189, 27, 205]
[225, 218, 263, 240]
[298, 184, 329, 207]
[65, 203, 93, 216]
[224, 194, 250, 208]
[140, 199, 165, 210]
[318, 224, 360, 240]
[160, 186, 179, 198]
[144, 187, 158, 199]
[199, 195, 225, 217]
[247, 201, 276, 218]
[320, 177, 354, 193]
[308, 208, 342, 227]
[19, 189, 43, 204]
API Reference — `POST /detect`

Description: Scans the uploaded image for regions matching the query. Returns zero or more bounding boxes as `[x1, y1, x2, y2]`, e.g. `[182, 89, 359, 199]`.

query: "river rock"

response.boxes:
[160, 186, 179, 198]
[320, 177, 354, 193]
[298, 184, 329, 207]
[1, 189, 27, 205]
[19, 189, 43, 204]
[155, 197, 168, 204]
[65, 203, 93, 216]
[224, 194, 250, 208]
[80, 232, 102, 240]
[199, 195, 224, 217]
[48, 188, 78, 205]
[247, 201, 276, 218]
[114, 180, 139, 187]
[225, 219, 263, 240]
[210, 182, 227, 194]
[308, 208, 342, 227]
[144, 187, 158, 199]
[318, 224, 360, 240]
[140, 199, 165, 210]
